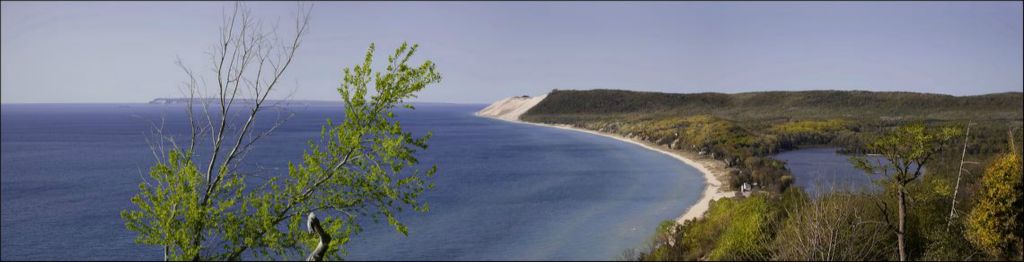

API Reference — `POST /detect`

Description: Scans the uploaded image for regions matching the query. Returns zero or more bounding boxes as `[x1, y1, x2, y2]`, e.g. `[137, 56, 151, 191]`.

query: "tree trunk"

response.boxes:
[307, 213, 332, 261]
[949, 122, 972, 225]
[897, 187, 907, 261]
[307, 238, 329, 262]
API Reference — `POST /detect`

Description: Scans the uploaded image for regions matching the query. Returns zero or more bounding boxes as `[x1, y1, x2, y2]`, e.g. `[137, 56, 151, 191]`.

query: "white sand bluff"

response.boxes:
[475, 94, 547, 121]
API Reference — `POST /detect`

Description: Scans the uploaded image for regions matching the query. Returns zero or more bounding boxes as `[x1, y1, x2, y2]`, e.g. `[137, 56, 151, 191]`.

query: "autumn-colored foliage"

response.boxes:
[967, 149, 1023, 260]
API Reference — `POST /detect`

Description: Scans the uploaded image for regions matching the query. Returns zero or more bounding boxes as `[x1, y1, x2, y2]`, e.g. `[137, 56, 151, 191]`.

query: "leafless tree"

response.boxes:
[772, 190, 892, 261]
[160, 2, 312, 259]
[948, 122, 975, 226]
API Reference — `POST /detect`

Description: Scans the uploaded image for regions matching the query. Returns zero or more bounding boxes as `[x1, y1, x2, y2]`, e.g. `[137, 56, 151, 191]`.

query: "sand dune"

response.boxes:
[475, 94, 547, 121]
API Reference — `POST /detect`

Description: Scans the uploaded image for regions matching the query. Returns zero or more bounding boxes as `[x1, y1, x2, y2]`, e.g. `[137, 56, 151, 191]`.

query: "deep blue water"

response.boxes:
[1, 104, 703, 260]
[775, 147, 889, 196]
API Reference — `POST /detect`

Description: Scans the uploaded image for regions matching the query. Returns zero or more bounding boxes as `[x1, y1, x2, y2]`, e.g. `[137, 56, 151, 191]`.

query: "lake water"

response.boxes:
[0, 104, 704, 260]
[774, 147, 888, 196]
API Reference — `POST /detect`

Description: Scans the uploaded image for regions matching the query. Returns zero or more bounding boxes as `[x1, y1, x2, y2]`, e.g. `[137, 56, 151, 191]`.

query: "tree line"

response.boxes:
[522, 89, 1022, 261]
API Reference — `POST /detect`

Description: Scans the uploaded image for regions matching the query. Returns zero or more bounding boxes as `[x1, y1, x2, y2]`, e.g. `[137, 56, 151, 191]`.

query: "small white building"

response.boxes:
[740, 182, 752, 197]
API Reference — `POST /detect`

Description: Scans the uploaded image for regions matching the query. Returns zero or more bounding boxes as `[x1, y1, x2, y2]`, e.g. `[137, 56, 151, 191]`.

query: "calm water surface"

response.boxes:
[775, 147, 889, 196]
[1, 104, 704, 260]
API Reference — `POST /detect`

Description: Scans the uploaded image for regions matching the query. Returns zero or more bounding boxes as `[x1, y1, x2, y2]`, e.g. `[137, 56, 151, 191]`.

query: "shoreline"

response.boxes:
[475, 113, 735, 223]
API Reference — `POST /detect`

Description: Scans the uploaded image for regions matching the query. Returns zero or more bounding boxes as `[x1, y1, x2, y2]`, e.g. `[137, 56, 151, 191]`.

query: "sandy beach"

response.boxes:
[476, 95, 735, 223]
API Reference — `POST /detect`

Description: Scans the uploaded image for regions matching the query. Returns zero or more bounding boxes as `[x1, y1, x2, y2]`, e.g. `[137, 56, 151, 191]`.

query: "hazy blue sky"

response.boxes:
[2, 1, 1022, 103]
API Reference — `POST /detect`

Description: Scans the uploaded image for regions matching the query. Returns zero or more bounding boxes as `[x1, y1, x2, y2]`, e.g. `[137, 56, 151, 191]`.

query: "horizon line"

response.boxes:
[3, 88, 1022, 105]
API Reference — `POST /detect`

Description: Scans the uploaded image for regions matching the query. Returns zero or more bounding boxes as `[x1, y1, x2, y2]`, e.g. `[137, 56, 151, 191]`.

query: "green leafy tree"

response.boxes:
[966, 136, 1023, 260]
[851, 123, 960, 261]
[118, 5, 442, 260]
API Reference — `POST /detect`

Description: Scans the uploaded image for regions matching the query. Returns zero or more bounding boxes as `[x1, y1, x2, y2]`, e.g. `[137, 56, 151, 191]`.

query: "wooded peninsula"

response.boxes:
[520, 89, 1023, 261]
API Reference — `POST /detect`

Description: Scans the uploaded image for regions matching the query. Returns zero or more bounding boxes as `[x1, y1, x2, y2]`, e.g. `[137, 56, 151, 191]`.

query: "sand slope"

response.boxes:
[475, 94, 547, 121]
[477, 94, 734, 224]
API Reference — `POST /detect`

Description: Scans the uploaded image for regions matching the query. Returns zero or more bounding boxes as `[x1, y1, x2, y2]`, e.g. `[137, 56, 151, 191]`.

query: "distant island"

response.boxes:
[148, 97, 344, 106]
[148, 98, 463, 107]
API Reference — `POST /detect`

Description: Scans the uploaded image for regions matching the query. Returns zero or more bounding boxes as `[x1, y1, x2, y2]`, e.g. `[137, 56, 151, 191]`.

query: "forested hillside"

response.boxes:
[526, 89, 1022, 121]
[521, 89, 1023, 261]
[524, 89, 1022, 192]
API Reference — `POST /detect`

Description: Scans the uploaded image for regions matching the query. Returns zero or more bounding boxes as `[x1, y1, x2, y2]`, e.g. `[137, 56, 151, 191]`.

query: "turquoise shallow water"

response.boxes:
[1, 103, 704, 260]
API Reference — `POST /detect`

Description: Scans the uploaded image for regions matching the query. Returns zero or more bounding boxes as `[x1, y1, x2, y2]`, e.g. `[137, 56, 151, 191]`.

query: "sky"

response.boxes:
[1, 1, 1022, 104]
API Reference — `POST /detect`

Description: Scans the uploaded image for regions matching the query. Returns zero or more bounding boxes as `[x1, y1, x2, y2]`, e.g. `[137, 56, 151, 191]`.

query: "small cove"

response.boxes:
[774, 147, 887, 196]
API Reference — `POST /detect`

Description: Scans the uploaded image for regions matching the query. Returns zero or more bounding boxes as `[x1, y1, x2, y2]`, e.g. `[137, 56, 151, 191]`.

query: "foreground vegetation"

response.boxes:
[625, 139, 1020, 261]
[121, 4, 441, 260]
[521, 89, 1023, 261]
